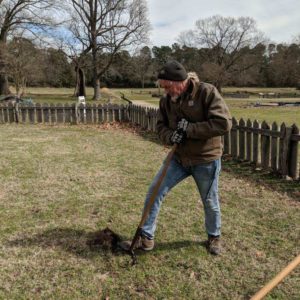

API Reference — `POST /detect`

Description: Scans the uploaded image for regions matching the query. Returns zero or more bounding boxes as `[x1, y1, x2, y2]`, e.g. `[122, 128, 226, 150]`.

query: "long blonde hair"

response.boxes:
[187, 72, 200, 98]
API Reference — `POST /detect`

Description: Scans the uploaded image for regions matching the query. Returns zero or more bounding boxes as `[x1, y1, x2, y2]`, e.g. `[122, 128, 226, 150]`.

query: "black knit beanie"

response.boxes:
[157, 60, 188, 81]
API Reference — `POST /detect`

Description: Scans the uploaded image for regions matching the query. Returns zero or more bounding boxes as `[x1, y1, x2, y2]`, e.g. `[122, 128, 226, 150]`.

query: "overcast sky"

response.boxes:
[147, 0, 300, 46]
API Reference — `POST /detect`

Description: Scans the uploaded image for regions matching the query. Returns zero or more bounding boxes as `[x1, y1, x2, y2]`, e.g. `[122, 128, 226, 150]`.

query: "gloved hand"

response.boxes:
[170, 129, 186, 144]
[177, 118, 189, 132]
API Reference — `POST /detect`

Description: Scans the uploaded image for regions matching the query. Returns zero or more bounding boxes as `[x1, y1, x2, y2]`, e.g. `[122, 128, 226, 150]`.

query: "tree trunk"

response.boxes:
[94, 78, 101, 100]
[0, 74, 10, 95]
[74, 66, 86, 97]
[92, 47, 101, 100]
[0, 36, 10, 95]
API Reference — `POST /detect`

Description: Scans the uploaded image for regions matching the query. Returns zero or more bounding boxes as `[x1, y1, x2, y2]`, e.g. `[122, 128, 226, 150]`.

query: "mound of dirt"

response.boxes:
[86, 227, 121, 250]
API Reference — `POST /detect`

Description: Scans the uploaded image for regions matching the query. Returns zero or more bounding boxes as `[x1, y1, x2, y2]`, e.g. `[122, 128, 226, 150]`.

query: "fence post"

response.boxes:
[14, 103, 20, 123]
[71, 103, 77, 124]
[102, 104, 107, 123]
[246, 119, 252, 162]
[261, 121, 271, 169]
[131, 104, 135, 123]
[50, 103, 56, 124]
[231, 117, 238, 159]
[141, 106, 144, 127]
[271, 122, 279, 172]
[141, 107, 145, 128]
[120, 104, 125, 122]
[8, 103, 14, 123]
[64, 103, 71, 124]
[3, 104, 9, 123]
[36, 103, 42, 123]
[279, 123, 292, 177]
[288, 124, 299, 179]
[28, 104, 35, 124]
[142, 107, 146, 129]
[42, 103, 49, 123]
[93, 104, 98, 123]
[137, 105, 140, 125]
[239, 118, 246, 160]
[126, 104, 131, 122]
[0, 105, 4, 123]
[253, 120, 260, 166]
[130, 104, 133, 123]
[108, 104, 114, 123]
[97, 104, 103, 123]
[114, 104, 120, 122]
[57, 104, 65, 123]
[150, 108, 154, 131]
[86, 104, 93, 124]
[134, 105, 137, 124]
[20, 104, 27, 123]
[138, 106, 143, 126]
[78, 103, 86, 124]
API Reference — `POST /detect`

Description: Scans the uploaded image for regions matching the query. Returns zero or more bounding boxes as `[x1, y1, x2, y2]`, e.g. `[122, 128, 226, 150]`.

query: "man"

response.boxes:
[122, 60, 232, 255]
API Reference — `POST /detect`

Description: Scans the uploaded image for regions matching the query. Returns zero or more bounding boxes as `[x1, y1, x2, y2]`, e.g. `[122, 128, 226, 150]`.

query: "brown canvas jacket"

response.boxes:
[157, 81, 232, 166]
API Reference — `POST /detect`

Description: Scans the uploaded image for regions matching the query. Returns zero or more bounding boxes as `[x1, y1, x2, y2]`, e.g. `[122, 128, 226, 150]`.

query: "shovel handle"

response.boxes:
[138, 144, 177, 228]
[129, 144, 177, 251]
[251, 254, 300, 300]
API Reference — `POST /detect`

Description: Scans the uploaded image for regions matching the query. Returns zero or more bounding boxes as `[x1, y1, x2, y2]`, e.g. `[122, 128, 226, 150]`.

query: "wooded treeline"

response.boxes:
[3, 39, 300, 90]
[1, 1, 300, 98]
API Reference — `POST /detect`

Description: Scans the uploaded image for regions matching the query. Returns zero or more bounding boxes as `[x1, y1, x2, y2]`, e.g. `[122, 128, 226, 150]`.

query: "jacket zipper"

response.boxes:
[178, 95, 189, 166]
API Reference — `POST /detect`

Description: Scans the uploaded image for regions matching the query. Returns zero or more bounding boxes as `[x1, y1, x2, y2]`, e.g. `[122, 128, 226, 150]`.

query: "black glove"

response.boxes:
[170, 129, 186, 144]
[177, 118, 189, 132]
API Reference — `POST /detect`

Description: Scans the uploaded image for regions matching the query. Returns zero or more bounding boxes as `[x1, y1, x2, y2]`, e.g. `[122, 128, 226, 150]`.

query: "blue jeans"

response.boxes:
[141, 158, 221, 239]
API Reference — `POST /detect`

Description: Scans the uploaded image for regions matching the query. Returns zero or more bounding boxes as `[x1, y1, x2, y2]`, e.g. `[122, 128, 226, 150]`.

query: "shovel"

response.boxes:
[125, 143, 177, 265]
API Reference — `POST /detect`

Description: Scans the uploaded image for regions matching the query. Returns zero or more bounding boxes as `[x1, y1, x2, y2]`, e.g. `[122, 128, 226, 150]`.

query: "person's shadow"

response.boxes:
[6, 227, 207, 259]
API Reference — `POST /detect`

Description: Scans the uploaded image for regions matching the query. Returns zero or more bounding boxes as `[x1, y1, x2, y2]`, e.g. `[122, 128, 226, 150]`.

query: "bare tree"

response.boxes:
[67, 0, 150, 100]
[132, 46, 152, 88]
[0, 0, 58, 95]
[178, 15, 266, 92]
[4, 37, 42, 96]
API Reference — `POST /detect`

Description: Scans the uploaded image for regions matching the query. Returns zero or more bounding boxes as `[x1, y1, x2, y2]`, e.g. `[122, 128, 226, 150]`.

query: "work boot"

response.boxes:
[207, 236, 222, 255]
[119, 236, 154, 251]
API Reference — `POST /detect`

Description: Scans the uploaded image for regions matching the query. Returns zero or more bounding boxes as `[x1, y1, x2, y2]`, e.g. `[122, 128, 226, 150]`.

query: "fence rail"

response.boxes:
[1, 103, 299, 180]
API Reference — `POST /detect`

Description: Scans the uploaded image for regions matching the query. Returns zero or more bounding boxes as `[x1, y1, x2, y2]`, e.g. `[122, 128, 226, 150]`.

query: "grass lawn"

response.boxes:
[0, 124, 299, 299]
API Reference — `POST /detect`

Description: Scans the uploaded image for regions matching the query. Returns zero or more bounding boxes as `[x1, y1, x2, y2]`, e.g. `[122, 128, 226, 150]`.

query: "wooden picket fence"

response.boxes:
[0, 103, 128, 124]
[224, 118, 299, 179]
[0, 103, 299, 179]
[127, 104, 158, 132]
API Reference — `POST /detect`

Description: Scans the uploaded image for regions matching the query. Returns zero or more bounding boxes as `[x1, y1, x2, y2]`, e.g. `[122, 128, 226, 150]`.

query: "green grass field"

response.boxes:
[13, 87, 300, 126]
[0, 124, 299, 299]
